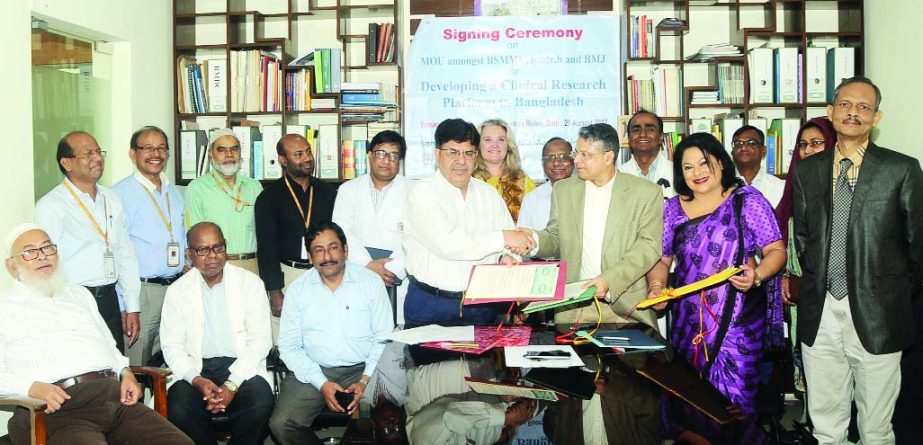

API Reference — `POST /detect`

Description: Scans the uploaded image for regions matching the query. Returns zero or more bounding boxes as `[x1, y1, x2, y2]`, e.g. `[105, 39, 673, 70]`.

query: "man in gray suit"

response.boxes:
[793, 76, 923, 444]
[517, 123, 663, 330]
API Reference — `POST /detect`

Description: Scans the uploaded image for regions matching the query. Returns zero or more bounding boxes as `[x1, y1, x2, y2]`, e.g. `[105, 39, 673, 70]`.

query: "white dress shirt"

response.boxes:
[0, 282, 129, 396]
[333, 174, 408, 272]
[743, 168, 785, 208]
[160, 263, 272, 387]
[403, 172, 515, 291]
[580, 174, 616, 280]
[407, 393, 507, 445]
[620, 153, 675, 198]
[517, 181, 553, 230]
[35, 178, 141, 312]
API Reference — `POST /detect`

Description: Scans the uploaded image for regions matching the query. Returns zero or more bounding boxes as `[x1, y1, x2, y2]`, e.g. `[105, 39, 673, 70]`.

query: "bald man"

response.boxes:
[0, 223, 191, 445]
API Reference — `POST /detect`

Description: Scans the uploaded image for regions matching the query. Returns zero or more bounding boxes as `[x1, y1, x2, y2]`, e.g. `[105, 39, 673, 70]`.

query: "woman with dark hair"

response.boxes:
[646, 132, 786, 443]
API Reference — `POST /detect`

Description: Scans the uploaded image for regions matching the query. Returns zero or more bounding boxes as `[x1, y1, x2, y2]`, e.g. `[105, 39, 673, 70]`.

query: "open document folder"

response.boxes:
[465, 377, 561, 401]
[463, 261, 567, 305]
[636, 266, 742, 309]
[521, 280, 596, 314]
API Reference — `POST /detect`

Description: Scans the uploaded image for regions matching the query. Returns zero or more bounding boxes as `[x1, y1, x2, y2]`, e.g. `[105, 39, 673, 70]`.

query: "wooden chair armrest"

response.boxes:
[130, 366, 172, 418]
[0, 395, 46, 412]
[0, 396, 47, 444]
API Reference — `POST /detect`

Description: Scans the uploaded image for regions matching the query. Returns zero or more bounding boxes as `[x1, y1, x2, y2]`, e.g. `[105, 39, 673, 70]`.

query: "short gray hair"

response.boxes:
[578, 123, 620, 155]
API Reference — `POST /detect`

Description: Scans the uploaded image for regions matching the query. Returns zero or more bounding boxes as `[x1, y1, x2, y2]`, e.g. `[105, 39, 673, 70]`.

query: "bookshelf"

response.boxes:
[625, 0, 864, 175]
[172, 0, 401, 185]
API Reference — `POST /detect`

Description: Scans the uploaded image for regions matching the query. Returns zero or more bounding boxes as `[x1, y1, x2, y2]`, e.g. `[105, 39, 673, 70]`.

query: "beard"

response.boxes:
[211, 158, 242, 177]
[17, 265, 68, 298]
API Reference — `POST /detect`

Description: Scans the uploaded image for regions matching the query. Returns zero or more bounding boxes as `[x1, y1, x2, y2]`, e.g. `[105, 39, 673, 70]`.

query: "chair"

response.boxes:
[0, 366, 172, 445]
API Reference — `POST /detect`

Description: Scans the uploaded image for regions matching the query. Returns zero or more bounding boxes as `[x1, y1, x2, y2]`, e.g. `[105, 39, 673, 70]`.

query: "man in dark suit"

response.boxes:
[793, 76, 923, 444]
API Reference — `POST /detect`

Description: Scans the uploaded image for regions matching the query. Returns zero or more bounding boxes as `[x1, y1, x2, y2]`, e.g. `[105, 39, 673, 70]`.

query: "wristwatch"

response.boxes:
[753, 269, 764, 288]
[223, 380, 239, 393]
[358, 376, 370, 387]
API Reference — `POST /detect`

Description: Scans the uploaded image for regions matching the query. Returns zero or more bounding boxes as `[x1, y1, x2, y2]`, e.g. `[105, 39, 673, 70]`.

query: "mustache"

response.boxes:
[319, 260, 338, 267]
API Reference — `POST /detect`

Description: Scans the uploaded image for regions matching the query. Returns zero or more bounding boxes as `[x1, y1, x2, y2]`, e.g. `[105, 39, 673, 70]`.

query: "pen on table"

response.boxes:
[600, 336, 631, 341]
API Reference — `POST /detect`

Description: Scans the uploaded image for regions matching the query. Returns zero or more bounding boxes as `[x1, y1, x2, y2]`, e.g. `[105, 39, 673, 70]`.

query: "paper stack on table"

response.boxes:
[383, 325, 474, 345]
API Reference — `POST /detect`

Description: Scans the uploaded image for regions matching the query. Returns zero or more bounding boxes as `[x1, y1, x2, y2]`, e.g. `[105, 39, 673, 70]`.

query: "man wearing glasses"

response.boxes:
[0, 223, 193, 445]
[112, 126, 186, 367]
[333, 130, 409, 324]
[402, 118, 531, 326]
[731, 125, 785, 208]
[620, 110, 675, 199]
[518, 137, 574, 231]
[161, 222, 274, 444]
[186, 129, 263, 275]
[255, 133, 336, 342]
[35, 131, 141, 353]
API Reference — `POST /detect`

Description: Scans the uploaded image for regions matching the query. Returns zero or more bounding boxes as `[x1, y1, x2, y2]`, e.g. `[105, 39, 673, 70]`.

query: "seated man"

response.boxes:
[407, 393, 538, 445]
[160, 222, 274, 445]
[270, 222, 394, 445]
[0, 223, 191, 445]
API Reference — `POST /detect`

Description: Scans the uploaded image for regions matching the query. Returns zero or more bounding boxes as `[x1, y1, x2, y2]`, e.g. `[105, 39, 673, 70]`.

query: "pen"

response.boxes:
[600, 336, 631, 341]
[447, 342, 479, 348]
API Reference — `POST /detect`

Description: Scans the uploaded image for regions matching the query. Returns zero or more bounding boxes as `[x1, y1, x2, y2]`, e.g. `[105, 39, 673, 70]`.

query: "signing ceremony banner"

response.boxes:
[404, 15, 622, 179]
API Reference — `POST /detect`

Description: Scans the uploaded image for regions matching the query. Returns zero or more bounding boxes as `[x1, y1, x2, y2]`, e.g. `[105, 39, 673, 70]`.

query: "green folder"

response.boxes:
[522, 282, 597, 314]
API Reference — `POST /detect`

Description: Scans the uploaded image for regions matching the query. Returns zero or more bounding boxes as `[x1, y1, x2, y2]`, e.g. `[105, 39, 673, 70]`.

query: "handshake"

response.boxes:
[503, 228, 536, 256]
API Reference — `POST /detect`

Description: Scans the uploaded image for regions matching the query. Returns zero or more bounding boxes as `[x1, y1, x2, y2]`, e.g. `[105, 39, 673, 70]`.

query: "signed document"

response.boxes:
[463, 261, 567, 304]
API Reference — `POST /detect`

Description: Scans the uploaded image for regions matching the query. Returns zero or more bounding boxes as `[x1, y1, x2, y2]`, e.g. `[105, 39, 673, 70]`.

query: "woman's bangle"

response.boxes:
[649, 281, 664, 289]
[753, 269, 764, 288]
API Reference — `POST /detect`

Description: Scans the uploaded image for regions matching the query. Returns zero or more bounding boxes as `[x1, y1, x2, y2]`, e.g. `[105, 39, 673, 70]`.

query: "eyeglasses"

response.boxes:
[190, 243, 227, 256]
[70, 149, 107, 160]
[795, 140, 826, 150]
[371, 150, 401, 162]
[14, 244, 58, 261]
[135, 145, 169, 155]
[731, 139, 762, 149]
[438, 148, 478, 159]
[542, 153, 574, 163]
[214, 146, 241, 154]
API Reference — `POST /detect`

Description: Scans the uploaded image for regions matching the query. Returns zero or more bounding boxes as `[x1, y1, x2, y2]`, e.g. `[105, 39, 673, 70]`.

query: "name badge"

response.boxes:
[103, 250, 116, 278]
[167, 242, 181, 268]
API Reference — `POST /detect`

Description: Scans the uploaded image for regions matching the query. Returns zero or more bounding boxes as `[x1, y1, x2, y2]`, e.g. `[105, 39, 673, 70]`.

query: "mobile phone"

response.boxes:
[335, 390, 355, 409]
[524, 350, 571, 359]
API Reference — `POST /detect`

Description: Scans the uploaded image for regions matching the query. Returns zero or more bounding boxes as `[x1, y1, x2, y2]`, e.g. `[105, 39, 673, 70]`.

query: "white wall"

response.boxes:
[0, 0, 173, 289]
[865, 0, 923, 161]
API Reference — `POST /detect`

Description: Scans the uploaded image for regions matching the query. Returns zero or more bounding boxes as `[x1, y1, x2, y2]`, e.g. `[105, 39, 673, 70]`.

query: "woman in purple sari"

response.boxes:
[647, 133, 786, 443]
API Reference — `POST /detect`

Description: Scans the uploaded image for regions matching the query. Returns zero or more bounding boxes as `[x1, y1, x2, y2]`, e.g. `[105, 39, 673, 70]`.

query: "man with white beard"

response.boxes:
[186, 129, 263, 274]
[0, 223, 192, 445]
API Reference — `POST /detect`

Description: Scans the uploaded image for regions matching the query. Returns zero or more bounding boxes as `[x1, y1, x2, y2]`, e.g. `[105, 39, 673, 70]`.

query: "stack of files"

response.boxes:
[230, 50, 283, 112]
[579, 329, 666, 352]
[691, 91, 720, 105]
[629, 14, 654, 58]
[685, 43, 741, 61]
[368, 121, 400, 140]
[463, 262, 567, 305]
[466, 378, 560, 401]
[421, 326, 532, 355]
[805, 47, 827, 103]
[826, 47, 855, 102]
[717, 63, 744, 104]
[176, 56, 227, 114]
[306, 48, 342, 94]
[653, 65, 683, 117]
[504, 345, 584, 368]
[340, 82, 398, 123]
[368, 23, 396, 64]
[748, 48, 774, 104]
[774, 48, 801, 104]
[383, 324, 474, 345]
[626, 76, 655, 114]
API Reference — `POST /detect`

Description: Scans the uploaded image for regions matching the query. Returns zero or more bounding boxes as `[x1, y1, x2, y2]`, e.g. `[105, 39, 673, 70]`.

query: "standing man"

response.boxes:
[269, 222, 393, 445]
[186, 129, 262, 275]
[35, 131, 140, 353]
[518, 123, 663, 329]
[255, 133, 336, 338]
[619, 110, 675, 199]
[161, 222, 274, 445]
[0, 223, 193, 445]
[518, 137, 574, 231]
[402, 119, 532, 326]
[333, 130, 409, 324]
[793, 76, 923, 444]
[113, 126, 186, 366]
[732, 125, 785, 208]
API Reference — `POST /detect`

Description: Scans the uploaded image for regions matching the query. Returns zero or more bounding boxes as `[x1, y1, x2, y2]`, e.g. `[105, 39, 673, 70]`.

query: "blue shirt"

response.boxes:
[112, 172, 186, 279]
[278, 262, 394, 390]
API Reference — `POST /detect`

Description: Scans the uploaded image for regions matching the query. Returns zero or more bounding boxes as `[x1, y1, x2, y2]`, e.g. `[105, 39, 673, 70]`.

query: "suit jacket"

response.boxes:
[793, 143, 923, 354]
[536, 173, 663, 328]
[160, 263, 273, 384]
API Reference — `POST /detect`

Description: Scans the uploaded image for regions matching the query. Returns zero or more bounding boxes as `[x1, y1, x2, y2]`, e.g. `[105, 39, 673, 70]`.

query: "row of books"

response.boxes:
[288, 47, 343, 94]
[229, 50, 283, 113]
[626, 66, 684, 118]
[629, 15, 655, 58]
[749, 46, 855, 104]
[368, 23, 396, 64]
[176, 56, 226, 114]
[689, 116, 801, 174]
[340, 82, 399, 123]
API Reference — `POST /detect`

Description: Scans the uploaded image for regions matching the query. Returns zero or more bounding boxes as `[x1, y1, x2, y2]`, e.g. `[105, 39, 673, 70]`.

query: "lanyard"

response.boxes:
[140, 183, 175, 242]
[62, 180, 109, 248]
[284, 175, 315, 229]
[212, 171, 248, 212]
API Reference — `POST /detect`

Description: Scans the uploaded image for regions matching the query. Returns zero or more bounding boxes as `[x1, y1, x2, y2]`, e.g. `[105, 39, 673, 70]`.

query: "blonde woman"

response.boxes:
[472, 119, 536, 222]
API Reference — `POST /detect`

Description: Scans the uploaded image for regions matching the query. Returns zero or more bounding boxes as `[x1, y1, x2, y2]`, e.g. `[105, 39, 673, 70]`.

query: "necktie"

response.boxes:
[827, 158, 853, 300]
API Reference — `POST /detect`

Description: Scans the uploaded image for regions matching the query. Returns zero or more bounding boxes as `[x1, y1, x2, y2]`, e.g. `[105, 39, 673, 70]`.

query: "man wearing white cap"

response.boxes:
[35, 131, 141, 353]
[185, 129, 263, 275]
[0, 223, 192, 445]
